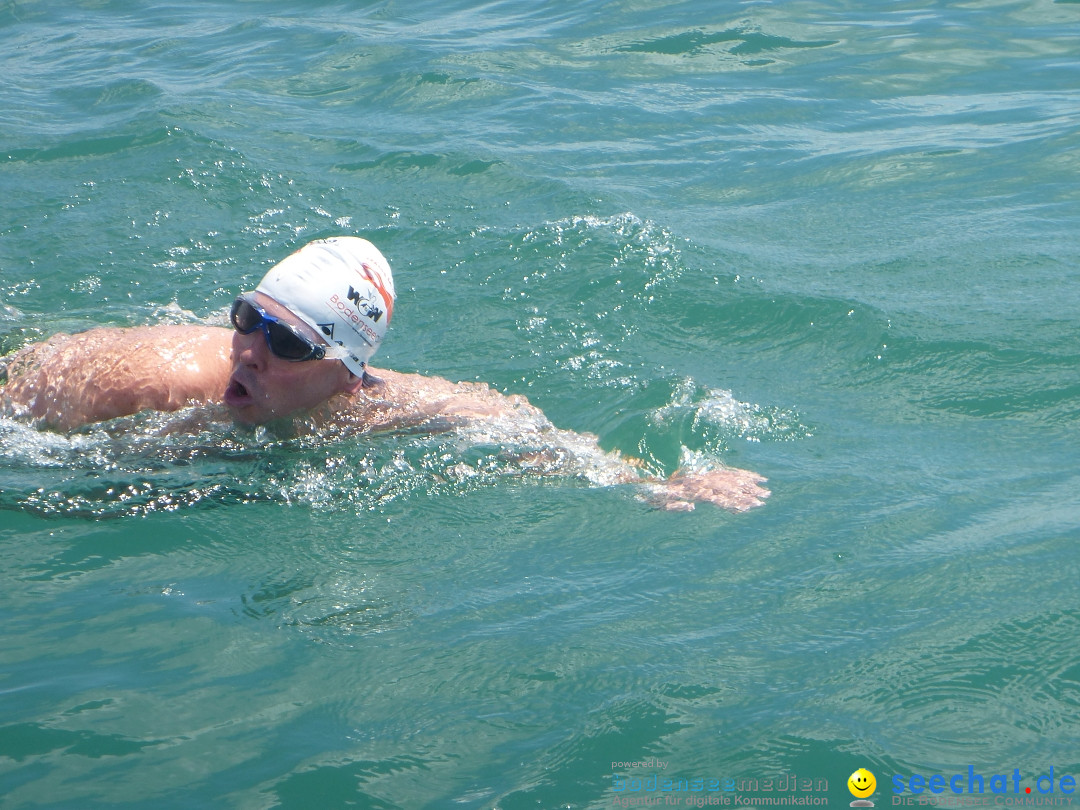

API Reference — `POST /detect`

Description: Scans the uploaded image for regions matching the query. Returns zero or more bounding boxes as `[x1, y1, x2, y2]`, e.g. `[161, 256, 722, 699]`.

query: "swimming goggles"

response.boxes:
[229, 294, 348, 362]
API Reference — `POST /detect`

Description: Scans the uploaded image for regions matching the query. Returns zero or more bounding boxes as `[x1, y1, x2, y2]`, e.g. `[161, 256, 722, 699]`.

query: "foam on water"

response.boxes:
[652, 377, 810, 447]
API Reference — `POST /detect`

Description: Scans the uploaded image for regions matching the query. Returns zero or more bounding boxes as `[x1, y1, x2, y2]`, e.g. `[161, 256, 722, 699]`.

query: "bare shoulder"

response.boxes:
[333, 367, 545, 431]
[2, 325, 233, 429]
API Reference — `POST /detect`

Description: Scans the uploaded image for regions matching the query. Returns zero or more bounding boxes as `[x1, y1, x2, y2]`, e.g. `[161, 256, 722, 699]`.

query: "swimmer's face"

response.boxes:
[848, 769, 876, 798]
[224, 292, 361, 424]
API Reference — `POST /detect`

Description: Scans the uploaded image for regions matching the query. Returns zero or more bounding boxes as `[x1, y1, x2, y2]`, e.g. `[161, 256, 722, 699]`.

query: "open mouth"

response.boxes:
[224, 377, 254, 407]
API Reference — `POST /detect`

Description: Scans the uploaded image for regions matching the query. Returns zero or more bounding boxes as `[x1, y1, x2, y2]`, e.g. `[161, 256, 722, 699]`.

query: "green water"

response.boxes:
[2, 1, 1080, 807]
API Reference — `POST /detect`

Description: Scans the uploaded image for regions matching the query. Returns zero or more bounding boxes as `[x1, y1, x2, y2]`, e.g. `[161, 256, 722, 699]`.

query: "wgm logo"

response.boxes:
[346, 285, 384, 322]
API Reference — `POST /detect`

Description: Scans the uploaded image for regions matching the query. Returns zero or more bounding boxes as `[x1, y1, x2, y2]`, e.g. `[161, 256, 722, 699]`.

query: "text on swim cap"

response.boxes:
[328, 293, 380, 346]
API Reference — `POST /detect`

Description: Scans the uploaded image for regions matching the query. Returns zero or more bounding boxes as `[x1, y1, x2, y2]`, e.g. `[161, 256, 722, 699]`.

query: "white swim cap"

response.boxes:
[256, 237, 396, 376]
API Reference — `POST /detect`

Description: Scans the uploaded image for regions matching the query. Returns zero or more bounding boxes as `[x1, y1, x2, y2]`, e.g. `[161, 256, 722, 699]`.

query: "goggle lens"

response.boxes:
[229, 297, 325, 361]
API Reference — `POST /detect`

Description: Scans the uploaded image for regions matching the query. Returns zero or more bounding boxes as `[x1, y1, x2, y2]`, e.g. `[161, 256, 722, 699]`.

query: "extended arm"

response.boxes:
[349, 370, 770, 513]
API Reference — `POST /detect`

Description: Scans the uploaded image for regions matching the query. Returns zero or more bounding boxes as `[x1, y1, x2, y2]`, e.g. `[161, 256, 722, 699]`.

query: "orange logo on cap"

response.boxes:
[356, 262, 394, 323]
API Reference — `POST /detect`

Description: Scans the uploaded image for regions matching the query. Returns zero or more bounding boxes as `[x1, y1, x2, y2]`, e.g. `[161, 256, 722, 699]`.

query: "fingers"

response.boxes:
[663, 499, 696, 512]
[680, 470, 771, 512]
[641, 467, 771, 513]
[670, 466, 768, 485]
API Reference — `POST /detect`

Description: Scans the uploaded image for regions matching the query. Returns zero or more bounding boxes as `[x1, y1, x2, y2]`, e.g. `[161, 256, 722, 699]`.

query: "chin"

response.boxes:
[225, 402, 265, 425]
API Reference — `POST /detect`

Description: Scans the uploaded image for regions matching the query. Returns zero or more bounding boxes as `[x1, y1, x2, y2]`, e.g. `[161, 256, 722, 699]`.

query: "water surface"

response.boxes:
[2, 0, 1080, 807]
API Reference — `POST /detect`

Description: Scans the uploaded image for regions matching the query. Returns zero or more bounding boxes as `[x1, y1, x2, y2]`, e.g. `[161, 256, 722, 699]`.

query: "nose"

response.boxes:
[233, 327, 270, 369]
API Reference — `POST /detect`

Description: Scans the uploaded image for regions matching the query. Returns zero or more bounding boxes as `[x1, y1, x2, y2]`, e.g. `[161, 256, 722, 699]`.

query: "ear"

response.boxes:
[340, 369, 366, 396]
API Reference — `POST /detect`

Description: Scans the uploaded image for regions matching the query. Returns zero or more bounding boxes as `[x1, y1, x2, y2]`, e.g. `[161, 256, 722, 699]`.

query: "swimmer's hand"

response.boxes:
[643, 467, 770, 513]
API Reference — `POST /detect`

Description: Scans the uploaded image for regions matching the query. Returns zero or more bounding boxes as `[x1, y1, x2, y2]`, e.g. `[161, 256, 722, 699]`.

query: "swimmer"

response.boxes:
[0, 237, 769, 512]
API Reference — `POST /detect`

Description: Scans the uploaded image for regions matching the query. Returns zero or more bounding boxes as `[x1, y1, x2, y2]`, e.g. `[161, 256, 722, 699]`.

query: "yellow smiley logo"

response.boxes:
[848, 768, 876, 798]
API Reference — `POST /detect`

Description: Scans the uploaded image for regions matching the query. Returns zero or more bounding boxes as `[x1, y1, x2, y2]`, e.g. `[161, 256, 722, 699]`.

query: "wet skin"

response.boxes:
[222, 292, 363, 425]
[0, 295, 771, 512]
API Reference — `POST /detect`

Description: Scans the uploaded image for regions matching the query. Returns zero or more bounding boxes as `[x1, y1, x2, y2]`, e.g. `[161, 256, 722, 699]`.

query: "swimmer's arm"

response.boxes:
[553, 441, 770, 513]
[501, 444, 770, 512]
[336, 370, 769, 512]
[2, 326, 231, 430]
[1, 334, 159, 429]
[381, 374, 770, 512]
